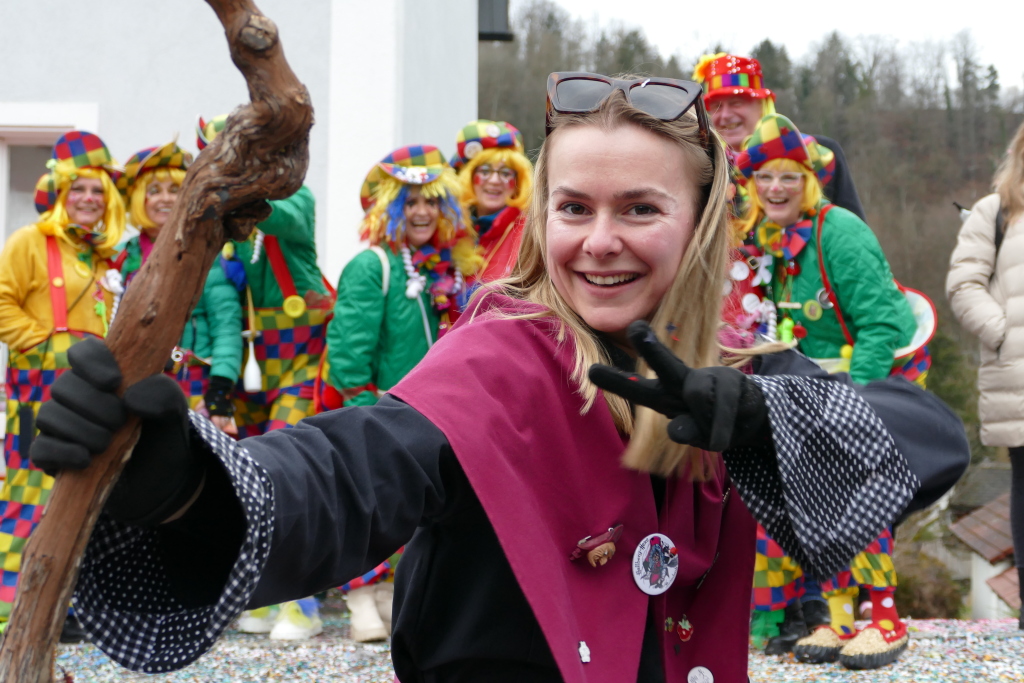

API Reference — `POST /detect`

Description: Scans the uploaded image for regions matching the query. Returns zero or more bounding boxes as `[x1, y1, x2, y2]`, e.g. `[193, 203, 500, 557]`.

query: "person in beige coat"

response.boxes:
[947, 119, 1024, 625]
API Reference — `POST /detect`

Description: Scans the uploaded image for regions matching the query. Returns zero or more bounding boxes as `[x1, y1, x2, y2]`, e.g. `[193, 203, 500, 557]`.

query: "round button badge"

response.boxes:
[631, 533, 679, 595]
[687, 666, 714, 683]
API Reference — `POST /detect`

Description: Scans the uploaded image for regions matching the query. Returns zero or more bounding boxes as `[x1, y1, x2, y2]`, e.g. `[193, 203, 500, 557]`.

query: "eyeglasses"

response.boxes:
[752, 171, 804, 188]
[545, 72, 711, 150]
[474, 165, 516, 182]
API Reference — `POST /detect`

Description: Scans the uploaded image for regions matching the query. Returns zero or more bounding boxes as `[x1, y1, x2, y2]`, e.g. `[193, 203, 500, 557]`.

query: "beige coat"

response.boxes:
[947, 193, 1024, 447]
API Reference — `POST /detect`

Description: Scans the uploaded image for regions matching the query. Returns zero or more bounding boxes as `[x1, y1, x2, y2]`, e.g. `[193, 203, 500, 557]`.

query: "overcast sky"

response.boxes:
[515, 0, 1024, 92]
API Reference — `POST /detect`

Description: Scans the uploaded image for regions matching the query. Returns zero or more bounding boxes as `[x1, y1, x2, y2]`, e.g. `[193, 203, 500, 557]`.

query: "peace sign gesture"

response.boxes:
[588, 321, 769, 452]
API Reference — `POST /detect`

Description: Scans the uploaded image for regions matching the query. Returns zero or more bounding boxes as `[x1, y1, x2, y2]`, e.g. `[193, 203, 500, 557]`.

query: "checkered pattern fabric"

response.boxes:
[73, 412, 274, 673]
[360, 145, 449, 211]
[116, 142, 192, 199]
[724, 374, 920, 579]
[735, 114, 836, 186]
[196, 114, 228, 151]
[693, 53, 774, 102]
[233, 382, 314, 438]
[34, 131, 122, 213]
[247, 307, 328, 392]
[450, 120, 524, 170]
[892, 345, 930, 388]
[174, 362, 210, 410]
[752, 525, 804, 611]
[0, 332, 89, 621]
[822, 528, 897, 591]
[340, 549, 403, 591]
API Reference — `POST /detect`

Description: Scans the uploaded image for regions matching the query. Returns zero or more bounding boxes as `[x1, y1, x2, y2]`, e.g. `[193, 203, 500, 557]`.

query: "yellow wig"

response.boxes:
[457, 147, 534, 212]
[739, 158, 822, 237]
[37, 167, 126, 257]
[360, 167, 480, 275]
[128, 167, 188, 230]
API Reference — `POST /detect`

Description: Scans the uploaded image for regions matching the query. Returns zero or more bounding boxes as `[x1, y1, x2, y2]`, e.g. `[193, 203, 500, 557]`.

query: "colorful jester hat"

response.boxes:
[692, 53, 774, 106]
[449, 119, 525, 171]
[734, 113, 836, 186]
[117, 141, 193, 200]
[34, 131, 123, 214]
[359, 145, 466, 248]
[196, 114, 228, 150]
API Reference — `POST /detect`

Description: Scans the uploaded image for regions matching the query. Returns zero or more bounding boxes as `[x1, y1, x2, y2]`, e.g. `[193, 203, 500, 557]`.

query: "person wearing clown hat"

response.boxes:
[0, 130, 125, 640]
[692, 53, 865, 222]
[738, 113, 921, 669]
[113, 141, 243, 434]
[198, 114, 334, 640]
[319, 145, 477, 641]
[450, 120, 533, 283]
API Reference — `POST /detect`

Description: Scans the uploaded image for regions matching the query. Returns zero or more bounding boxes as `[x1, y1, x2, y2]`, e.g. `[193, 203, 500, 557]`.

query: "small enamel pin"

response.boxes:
[578, 641, 591, 663]
[570, 525, 624, 567]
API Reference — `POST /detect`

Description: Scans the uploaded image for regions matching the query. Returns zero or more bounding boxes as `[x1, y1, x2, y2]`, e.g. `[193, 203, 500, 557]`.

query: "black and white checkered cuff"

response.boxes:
[73, 411, 275, 673]
[725, 375, 919, 579]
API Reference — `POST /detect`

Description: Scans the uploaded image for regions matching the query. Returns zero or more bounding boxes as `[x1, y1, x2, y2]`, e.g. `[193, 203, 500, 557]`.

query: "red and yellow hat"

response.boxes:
[449, 120, 525, 171]
[196, 114, 228, 151]
[117, 141, 192, 199]
[692, 53, 774, 106]
[34, 131, 123, 214]
[735, 114, 836, 186]
[360, 145, 449, 211]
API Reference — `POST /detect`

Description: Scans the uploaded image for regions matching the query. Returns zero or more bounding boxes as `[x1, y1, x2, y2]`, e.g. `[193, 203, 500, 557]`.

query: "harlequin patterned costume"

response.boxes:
[451, 120, 533, 285]
[320, 144, 476, 642]
[737, 114, 926, 668]
[114, 142, 243, 414]
[693, 53, 867, 229]
[0, 131, 123, 625]
[197, 116, 333, 437]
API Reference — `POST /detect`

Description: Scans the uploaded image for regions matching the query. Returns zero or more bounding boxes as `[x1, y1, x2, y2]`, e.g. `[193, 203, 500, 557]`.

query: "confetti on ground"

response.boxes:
[55, 606, 394, 683]
[55, 616, 1024, 681]
[749, 619, 1024, 682]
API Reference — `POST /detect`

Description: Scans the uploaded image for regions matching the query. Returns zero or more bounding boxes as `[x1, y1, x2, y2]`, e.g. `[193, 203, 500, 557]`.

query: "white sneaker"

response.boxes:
[269, 600, 324, 640]
[237, 606, 278, 633]
[346, 585, 388, 642]
[374, 582, 394, 635]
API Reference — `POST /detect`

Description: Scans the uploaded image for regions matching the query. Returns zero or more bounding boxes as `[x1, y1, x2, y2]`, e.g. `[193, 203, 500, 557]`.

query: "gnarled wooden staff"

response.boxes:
[0, 1, 312, 679]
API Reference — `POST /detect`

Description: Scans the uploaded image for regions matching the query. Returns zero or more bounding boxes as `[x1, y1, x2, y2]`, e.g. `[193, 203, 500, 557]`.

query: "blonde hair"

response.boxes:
[457, 147, 534, 212]
[128, 167, 187, 230]
[994, 119, 1024, 225]
[739, 158, 823, 238]
[37, 167, 125, 257]
[361, 169, 468, 246]
[497, 89, 738, 479]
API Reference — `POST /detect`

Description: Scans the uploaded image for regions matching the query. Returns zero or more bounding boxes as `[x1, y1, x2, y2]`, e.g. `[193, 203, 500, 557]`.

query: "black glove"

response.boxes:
[31, 337, 207, 527]
[588, 321, 770, 451]
[203, 375, 235, 417]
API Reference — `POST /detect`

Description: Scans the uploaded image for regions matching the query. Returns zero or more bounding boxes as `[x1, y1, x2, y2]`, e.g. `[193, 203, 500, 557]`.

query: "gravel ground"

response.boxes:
[53, 616, 1024, 682]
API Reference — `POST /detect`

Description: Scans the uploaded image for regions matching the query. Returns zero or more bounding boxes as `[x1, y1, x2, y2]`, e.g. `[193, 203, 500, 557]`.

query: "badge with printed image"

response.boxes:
[632, 533, 678, 595]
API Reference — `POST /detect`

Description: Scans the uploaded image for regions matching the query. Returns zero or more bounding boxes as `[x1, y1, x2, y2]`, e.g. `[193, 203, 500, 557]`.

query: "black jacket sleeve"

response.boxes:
[72, 395, 454, 674]
[816, 134, 866, 221]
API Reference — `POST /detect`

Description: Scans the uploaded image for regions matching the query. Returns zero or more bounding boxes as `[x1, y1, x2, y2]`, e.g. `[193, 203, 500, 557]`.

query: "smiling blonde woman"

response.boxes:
[30, 77, 966, 682]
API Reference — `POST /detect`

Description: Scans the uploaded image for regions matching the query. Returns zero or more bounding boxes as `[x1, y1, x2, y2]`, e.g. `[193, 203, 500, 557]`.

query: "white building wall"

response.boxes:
[325, 0, 477, 283]
[0, 0, 477, 296]
[970, 555, 1016, 619]
[0, 0, 330, 253]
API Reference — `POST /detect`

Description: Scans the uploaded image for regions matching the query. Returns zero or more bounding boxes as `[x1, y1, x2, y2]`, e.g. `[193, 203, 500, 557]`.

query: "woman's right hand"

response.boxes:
[30, 337, 207, 527]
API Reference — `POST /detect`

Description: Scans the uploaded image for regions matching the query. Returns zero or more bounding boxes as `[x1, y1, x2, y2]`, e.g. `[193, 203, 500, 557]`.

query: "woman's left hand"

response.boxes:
[588, 321, 770, 451]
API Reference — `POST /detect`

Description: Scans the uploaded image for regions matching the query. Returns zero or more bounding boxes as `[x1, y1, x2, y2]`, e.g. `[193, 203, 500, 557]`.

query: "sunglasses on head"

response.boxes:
[545, 72, 712, 150]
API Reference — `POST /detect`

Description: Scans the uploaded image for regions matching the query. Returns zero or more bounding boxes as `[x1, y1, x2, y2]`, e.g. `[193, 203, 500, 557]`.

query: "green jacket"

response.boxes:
[181, 263, 244, 381]
[326, 247, 439, 406]
[232, 185, 327, 308]
[118, 235, 243, 381]
[766, 206, 916, 384]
